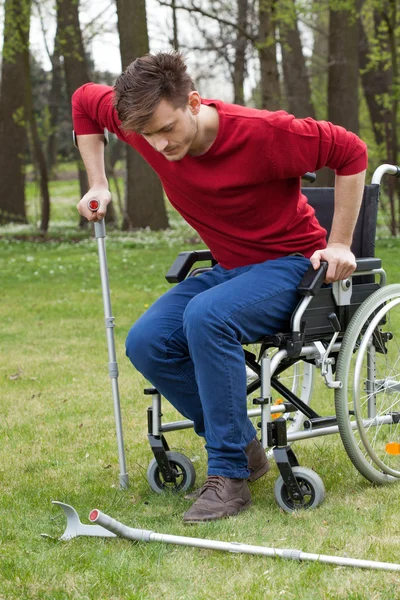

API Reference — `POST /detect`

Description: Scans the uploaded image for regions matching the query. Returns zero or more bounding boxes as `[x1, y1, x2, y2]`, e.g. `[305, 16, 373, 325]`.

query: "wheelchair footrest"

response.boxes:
[303, 416, 338, 430]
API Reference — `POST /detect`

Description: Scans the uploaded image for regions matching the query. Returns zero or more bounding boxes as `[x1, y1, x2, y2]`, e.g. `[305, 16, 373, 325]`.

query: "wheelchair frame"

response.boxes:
[144, 164, 400, 512]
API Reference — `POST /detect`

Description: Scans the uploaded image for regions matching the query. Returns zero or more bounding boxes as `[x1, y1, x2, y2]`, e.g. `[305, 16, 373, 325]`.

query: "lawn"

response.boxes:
[1, 179, 400, 599]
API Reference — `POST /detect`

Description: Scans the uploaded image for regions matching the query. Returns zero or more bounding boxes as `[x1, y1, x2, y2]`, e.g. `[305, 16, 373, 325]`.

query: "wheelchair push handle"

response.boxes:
[297, 261, 328, 297]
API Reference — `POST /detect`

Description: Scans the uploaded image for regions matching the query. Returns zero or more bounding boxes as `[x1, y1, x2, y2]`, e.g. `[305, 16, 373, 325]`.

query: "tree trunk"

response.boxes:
[279, 0, 315, 118]
[47, 26, 63, 175]
[328, 0, 360, 134]
[116, 0, 169, 230]
[310, 0, 329, 121]
[359, 17, 391, 150]
[57, 0, 117, 227]
[386, 0, 399, 235]
[319, 0, 360, 186]
[359, 7, 398, 235]
[20, 18, 51, 233]
[258, 0, 280, 110]
[0, 0, 29, 224]
[232, 0, 248, 105]
[171, 0, 179, 50]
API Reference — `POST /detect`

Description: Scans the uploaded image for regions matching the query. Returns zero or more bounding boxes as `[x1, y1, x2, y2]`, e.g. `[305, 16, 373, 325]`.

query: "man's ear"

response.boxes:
[188, 91, 201, 115]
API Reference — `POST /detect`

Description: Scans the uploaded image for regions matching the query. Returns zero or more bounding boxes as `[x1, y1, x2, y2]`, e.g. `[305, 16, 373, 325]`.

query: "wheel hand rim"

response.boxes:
[353, 297, 400, 477]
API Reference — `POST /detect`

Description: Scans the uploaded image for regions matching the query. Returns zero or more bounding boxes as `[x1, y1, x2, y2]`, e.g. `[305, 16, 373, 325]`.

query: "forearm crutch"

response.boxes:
[88, 198, 129, 489]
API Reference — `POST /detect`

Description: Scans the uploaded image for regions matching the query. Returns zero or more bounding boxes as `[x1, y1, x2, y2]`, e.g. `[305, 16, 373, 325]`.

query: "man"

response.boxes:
[73, 51, 367, 523]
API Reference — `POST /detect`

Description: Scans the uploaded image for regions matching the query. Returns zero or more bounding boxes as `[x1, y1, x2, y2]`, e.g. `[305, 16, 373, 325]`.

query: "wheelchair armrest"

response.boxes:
[297, 257, 382, 297]
[302, 172, 316, 183]
[165, 250, 215, 283]
[297, 262, 328, 296]
[355, 257, 381, 271]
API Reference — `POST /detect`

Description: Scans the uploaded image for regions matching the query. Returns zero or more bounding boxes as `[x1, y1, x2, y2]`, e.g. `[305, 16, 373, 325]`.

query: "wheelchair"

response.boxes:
[143, 164, 400, 512]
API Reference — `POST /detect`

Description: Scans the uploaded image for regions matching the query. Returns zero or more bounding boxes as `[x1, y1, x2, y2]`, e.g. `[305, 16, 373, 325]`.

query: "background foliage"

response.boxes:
[0, 0, 400, 234]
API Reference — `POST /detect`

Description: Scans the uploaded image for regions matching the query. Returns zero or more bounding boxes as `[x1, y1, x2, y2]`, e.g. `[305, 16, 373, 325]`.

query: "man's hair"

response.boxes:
[113, 52, 195, 132]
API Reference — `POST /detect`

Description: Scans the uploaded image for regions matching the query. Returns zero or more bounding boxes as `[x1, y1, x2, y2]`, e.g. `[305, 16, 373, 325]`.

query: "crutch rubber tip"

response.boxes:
[88, 199, 100, 212]
[89, 509, 99, 522]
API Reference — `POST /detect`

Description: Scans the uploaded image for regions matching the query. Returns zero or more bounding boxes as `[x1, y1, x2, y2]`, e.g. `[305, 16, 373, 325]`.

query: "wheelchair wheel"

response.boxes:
[335, 284, 400, 484]
[274, 467, 325, 512]
[147, 451, 196, 494]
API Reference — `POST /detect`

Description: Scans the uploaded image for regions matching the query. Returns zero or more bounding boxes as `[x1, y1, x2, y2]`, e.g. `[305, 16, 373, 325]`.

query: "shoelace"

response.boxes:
[201, 475, 226, 494]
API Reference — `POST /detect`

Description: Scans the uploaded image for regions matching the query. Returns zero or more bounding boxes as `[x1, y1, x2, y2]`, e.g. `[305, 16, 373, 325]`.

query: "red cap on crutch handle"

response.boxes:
[87, 198, 100, 212]
[89, 509, 100, 522]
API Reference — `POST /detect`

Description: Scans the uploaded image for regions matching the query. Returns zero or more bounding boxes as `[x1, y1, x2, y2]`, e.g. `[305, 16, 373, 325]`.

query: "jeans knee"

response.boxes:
[125, 320, 162, 376]
[125, 323, 144, 370]
[183, 295, 222, 342]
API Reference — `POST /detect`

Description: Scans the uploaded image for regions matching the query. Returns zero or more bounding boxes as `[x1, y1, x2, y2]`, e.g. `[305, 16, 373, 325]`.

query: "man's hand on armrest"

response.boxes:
[310, 243, 357, 283]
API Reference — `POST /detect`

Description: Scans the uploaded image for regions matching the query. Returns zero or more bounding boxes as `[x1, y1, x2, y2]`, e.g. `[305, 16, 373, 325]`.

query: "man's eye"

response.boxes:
[164, 126, 173, 132]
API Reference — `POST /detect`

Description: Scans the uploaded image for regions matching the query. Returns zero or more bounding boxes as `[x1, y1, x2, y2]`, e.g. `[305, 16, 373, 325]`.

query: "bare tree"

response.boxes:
[157, 0, 254, 105]
[20, 12, 52, 233]
[46, 29, 63, 175]
[171, 0, 179, 50]
[34, 0, 62, 174]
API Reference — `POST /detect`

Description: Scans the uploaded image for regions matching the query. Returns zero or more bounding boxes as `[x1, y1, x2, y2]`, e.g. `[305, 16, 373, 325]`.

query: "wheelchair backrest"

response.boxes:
[302, 184, 380, 258]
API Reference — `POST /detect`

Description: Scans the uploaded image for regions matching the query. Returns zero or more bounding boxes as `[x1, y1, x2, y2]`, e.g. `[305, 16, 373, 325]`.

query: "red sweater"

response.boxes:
[72, 83, 367, 270]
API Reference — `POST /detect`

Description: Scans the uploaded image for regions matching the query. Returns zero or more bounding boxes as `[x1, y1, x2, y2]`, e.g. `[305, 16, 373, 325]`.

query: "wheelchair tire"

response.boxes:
[335, 284, 400, 484]
[274, 467, 325, 512]
[147, 451, 196, 494]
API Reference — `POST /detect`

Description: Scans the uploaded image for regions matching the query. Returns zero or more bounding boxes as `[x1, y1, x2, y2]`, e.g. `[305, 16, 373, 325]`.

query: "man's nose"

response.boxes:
[154, 136, 168, 152]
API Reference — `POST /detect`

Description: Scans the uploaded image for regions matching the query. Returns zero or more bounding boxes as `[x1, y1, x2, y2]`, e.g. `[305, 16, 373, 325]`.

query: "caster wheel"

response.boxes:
[274, 466, 325, 512]
[147, 451, 196, 494]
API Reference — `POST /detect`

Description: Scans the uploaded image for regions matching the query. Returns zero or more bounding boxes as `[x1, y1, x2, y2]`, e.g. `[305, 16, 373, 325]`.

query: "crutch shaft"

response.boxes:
[90, 509, 400, 572]
[93, 220, 129, 489]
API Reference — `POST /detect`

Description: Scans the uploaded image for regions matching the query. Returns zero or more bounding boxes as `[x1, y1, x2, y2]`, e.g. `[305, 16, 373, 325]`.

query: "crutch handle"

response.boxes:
[87, 198, 105, 237]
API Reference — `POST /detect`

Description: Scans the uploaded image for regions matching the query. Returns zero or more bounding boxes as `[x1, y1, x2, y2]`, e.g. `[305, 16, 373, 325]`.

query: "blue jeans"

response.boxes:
[126, 255, 310, 479]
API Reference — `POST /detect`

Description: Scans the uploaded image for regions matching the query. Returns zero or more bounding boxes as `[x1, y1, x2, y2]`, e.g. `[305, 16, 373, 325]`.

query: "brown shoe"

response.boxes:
[185, 437, 270, 499]
[246, 437, 271, 482]
[183, 476, 251, 523]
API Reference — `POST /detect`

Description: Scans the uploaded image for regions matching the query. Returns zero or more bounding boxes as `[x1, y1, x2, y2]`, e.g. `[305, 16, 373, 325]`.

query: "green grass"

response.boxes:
[1, 180, 400, 599]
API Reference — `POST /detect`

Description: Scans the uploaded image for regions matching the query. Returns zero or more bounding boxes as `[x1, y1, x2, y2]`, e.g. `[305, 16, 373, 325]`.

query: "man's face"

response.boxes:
[139, 98, 198, 162]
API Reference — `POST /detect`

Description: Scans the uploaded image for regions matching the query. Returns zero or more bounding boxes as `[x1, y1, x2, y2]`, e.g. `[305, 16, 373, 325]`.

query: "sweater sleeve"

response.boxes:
[72, 83, 125, 139]
[266, 113, 367, 179]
